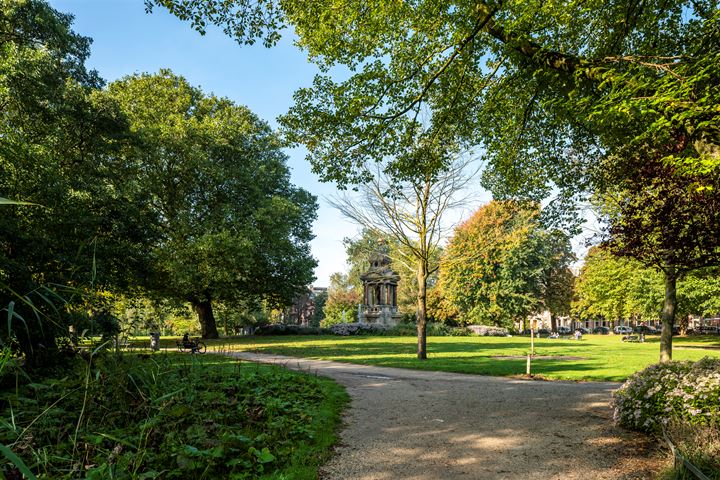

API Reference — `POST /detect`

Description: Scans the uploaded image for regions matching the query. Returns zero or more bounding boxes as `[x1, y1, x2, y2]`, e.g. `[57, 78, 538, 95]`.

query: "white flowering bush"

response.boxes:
[329, 322, 388, 336]
[613, 357, 720, 433]
[467, 325, 510, 337]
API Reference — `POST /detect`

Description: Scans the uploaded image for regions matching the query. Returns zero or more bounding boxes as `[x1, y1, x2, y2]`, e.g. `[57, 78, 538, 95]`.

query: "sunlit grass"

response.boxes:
[137, 333, 720, 382]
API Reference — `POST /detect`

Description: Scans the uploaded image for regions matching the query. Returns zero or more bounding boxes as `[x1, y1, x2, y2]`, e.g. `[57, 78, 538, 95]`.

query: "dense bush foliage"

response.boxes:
[321, 322, 474, 337]
[613, 357, 720, 432]
[466, 325, 510, 337]
[329, 322, 388, 336]
[255, 324, 329, 336]
[0, 353, 346, 479]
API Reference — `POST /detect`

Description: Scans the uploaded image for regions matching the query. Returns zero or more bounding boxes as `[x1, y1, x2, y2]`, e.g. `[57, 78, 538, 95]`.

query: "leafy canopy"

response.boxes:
[439, 200, 573, 327]
[148, 0, 719, 197]
[106, 70, 318, 310]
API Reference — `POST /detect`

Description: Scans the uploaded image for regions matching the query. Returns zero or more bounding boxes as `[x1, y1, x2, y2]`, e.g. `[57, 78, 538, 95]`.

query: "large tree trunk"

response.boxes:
[192, 298, 219, 339]
[659, 268, 677, 363]
[550, 313, 557, 332]
[416, 262, 428, 360]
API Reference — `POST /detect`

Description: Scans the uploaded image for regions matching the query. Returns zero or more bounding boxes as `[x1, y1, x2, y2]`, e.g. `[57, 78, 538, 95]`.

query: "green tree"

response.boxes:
[573, 247, 663, 325]
[573, 246, 720, 337]
[148, 0, 719, 182]
[0, 0, 154, 364]
[322, 272, 360, 326]
[600, 160, 720, 361]
[539, 230, 576, 331]
[150, 0, 720, 360]
[331, 158, 475, 359]
[439, 201, 573, 328]
[107, 71, 317, 338]
[310, 290, 327, 327]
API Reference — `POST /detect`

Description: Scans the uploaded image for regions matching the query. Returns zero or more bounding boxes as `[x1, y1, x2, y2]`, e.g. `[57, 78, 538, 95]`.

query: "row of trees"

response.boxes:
[329, 200, 720, 336]
[574, 248, 720, 328]
[150, 0, 720, 362]
[0, 1, 317, 365]
[327, 200, 575, 331]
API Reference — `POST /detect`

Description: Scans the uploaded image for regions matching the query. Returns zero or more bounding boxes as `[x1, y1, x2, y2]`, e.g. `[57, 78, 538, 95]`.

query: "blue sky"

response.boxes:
[49, 0, 359, 287]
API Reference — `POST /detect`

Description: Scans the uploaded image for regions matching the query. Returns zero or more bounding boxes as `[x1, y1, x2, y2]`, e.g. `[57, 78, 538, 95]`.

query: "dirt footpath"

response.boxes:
[228, 352, 660, 480]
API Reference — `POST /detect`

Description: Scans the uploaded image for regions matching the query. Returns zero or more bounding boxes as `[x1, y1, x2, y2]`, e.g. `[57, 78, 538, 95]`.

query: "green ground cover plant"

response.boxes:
[158, 334, 720, 382]
[0, 352, 347, 479]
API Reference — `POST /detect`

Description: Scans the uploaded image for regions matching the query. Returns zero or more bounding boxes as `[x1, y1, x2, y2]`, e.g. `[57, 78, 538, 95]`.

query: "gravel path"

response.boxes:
[228, 352, 659, 480]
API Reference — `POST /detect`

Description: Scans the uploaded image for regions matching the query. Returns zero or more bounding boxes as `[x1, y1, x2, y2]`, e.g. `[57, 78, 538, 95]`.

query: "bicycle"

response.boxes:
[176, 338, 207, 354]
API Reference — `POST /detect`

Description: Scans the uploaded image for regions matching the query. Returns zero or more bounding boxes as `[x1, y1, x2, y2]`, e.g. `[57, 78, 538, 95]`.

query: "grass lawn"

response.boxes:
[143, 334, 720, 382]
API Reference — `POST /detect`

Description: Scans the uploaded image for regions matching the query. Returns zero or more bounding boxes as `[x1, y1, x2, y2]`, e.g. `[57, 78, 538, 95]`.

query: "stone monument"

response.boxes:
[358, 250, 402, 326]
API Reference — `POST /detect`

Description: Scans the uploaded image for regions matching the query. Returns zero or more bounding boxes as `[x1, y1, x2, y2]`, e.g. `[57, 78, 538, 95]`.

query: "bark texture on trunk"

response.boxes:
[416, 263, 428, 360]
[193, 298, 220, 339]
[550, 313, 557, 333]
[659, 269, 677, 363]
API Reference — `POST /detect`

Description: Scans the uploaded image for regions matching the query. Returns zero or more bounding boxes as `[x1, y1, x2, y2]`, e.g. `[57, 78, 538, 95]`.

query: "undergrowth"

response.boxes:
[0, 352, 348, 479]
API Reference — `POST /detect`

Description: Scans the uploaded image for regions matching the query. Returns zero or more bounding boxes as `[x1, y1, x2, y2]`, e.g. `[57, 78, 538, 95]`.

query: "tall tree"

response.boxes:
[600, 159, 720, 361]
[147, 0, 719, 183]
[539, 230, 576, 332]
[331, 157, 475, 358]
[573, 247, 663, 325]
[439, 201, 573, 328]
[322, 272, 361, 326]
[0, 0, 154, 364]
[151, 0, 720, 360]
[573, 246, 720, 335]
[107, 71, 317, 338]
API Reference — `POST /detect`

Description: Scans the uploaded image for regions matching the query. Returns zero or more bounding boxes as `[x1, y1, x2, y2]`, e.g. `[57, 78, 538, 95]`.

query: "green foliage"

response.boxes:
[0, 354, 347, 479]
[612, 357, 720, 433]
[1, 0, 156, 362]
[574, 248, 720, 322]
[573, 247, 664, 323]
[439, 201, 573, 327]
[321, 273, 360, 327]
[105, 70, 318, 336]
[149, 0, 719, 190]
[310, 291, 327, 327]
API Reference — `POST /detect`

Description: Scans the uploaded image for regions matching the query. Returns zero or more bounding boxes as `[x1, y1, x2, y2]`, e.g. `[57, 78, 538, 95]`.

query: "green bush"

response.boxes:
[612, 357, 720, 433]
[0, 353, 347, 479]
[256, 324, 329, 335]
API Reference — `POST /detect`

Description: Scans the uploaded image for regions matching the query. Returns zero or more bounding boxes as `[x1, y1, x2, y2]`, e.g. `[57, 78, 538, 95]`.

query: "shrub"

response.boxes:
[384, 322, 418, 336]
[0, 354, 347, 479]
[612, 357, 720, 433]
[426, 323, 472, 336]
[329, 322, 387, 336]
[255, 324, 329, 336]
[659, 420, 720, 480]
[467, 325, 510, 336]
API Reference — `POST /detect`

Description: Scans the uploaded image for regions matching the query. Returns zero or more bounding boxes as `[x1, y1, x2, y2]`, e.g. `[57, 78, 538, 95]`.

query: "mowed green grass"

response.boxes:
[178, 334, 720, 382]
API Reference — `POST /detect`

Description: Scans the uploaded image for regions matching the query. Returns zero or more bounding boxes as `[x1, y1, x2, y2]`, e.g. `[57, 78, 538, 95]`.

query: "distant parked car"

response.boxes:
[538, 328, 551, 336]
[614, 326, 633, 334]
[577, 327, 591, 334]
[634, 325, 658, 334]
[557, 326, 572, 335]
[698, 325, 720, 334]
[592, 326, 610, 334]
